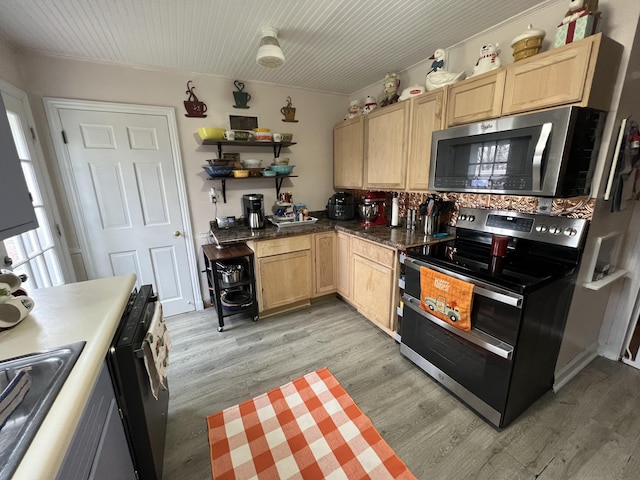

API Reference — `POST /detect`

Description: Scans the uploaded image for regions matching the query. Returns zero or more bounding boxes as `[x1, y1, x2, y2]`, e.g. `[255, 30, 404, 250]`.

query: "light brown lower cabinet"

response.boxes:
[342, 235, 397, 335]
[313, 231, 337, 297]
[336, 232, 352, 299]
[257, 250, 312, 311]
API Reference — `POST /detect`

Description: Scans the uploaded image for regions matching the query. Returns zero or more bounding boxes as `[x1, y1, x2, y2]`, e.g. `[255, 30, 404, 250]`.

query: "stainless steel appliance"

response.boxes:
[242, 193, 265, 229]
[429, 106, 607, 197]
[326, 192, 356, 220]
[400, 208, 588, 428]
[107, 285, 168, 479]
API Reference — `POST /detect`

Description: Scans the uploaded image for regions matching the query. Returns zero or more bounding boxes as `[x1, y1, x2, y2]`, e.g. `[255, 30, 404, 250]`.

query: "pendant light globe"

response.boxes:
[257, 27, 285, 68]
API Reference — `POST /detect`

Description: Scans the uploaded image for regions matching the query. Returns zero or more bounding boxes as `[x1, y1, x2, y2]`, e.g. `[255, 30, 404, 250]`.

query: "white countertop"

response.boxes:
[0, 274, 136, 480]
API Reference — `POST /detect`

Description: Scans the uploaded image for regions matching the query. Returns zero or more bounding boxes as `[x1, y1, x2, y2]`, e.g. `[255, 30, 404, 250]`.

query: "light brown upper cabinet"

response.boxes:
[446, 69, 506, 127]
[406, 89, 445, 191]
[364, 101, 410, 190]
[502, 33, 623, 116]
[333, 115, 364, 189]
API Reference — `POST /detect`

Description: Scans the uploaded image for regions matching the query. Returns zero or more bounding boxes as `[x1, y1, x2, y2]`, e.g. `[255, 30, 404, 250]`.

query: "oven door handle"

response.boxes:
[533, 122, 552, 191]
[404, 258, 523, 308]
[402, 294, 514, 360]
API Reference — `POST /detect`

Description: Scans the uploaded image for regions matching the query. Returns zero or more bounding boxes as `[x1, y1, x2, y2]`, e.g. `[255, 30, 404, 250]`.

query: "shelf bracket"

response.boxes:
[216, 143, 223, 159]
[273, 143, 283, 158]
[220, 179, 227, 203]
[275, 177, 286, 197]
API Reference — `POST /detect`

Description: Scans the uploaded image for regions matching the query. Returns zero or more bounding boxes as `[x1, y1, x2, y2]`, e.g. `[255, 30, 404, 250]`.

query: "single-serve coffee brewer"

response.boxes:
[242, 193, 265, 229]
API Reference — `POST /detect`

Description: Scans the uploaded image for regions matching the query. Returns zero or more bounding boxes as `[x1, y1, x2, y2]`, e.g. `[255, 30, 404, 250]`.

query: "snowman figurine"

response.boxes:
[470, 43, 501, 78]
[362, 96, 377, 114]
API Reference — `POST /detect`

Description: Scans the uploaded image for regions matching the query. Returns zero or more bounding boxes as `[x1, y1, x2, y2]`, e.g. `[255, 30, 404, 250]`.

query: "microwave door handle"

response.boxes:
[532, 122, 552, 191]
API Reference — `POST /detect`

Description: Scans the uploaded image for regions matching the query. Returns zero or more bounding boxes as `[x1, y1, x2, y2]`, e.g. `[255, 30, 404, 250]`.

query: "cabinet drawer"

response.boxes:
[351, 237, 395, 266]
[254, 235, 311, 258]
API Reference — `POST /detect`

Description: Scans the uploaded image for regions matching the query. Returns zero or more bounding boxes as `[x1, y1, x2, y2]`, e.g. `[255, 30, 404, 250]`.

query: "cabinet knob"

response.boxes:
[174, 231, 181, 237]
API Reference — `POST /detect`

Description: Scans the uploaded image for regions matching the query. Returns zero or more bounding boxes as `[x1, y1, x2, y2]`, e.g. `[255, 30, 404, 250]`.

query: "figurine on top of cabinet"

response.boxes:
[561, 0, 599, 24]
[379, 72, 400, 107]
[344, 99, 362, 120]
[555, 0, 601, 47]
[469, 43, 501, 78]
[425, 49, 466, 91]
[362, 95, 377, 114]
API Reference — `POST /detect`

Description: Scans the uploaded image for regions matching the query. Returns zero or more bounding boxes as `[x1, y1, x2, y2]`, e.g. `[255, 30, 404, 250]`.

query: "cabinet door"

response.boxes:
[0, 94, 37, 239]
[502, 38, 593, 115]
[446, 69, 505, 126]
[313, 232, 336, 297]
[352, 254, 394, 330]
[336, 232, 351, 300]
[364, 101, 409, 189]
[406, 90, 445, 191]
[258, 250, 312, 310]
[333, 116, 364, 189]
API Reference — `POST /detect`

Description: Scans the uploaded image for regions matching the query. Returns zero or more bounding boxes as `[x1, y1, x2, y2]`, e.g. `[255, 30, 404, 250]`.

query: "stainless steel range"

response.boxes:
[400, 207, 588, 428]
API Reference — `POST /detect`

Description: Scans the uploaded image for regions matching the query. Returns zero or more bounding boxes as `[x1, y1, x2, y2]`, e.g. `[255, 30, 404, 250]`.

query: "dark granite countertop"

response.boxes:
[210, 213, 452, 250]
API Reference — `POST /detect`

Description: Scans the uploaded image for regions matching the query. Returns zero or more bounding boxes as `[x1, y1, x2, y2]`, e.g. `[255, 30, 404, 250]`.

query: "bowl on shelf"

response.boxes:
[241, 159, 262, 168]
[232, 169, 250, 178]
[262, 168, 277, 177]
[233, 130, 254, 141]
[281, 133, 293, 143]
[198, 127, 226, 141]
[269, 164, 295, 175]
[206, 159, 229, 167]
[273, 157, 289, 165]
[253, 128, 271, 133]
[247, 168, 265, 177]
[203, 165, 233, 178]
[254, 132, 272, 142]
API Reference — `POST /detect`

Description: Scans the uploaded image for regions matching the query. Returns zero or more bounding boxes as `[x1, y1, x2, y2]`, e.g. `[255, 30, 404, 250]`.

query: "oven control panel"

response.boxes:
[456, 208, 588, 248]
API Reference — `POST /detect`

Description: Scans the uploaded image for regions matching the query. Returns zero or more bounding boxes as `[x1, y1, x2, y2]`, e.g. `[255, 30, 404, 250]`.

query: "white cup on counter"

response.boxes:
[223, 130, 235, 141]
[272, 133, 282, 142]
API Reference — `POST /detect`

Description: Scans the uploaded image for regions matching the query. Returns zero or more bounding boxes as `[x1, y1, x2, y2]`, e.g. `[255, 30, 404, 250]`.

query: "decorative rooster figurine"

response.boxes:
[425, 49, 466, 91]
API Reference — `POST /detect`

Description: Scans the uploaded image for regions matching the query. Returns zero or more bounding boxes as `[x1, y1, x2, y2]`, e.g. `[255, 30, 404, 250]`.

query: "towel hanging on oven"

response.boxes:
[142, 302, 171, 400]
[419, 267, 474, 331]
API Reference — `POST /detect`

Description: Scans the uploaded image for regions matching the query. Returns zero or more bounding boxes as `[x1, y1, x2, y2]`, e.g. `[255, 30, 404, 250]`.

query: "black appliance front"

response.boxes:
[400, 208, 587, 428]
[107, 285, 168, 480]
[430, 106, 606, 197]
[326, 192, 356, 220]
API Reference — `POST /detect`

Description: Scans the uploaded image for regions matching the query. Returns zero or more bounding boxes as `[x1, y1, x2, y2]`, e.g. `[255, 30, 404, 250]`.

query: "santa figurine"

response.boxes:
[344, 100, 362, 120]
[560, 0, 599, 25]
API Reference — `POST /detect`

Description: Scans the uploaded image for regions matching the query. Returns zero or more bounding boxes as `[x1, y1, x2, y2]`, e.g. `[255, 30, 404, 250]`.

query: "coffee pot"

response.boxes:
[242, 193, 265, 229]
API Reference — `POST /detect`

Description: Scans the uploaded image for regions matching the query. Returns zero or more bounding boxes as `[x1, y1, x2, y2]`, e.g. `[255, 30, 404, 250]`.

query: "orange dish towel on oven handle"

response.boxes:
[419, 266, 474, 332]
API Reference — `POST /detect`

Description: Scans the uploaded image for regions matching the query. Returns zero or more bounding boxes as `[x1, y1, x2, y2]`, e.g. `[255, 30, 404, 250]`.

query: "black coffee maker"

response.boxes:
[242, 194, 265, 229]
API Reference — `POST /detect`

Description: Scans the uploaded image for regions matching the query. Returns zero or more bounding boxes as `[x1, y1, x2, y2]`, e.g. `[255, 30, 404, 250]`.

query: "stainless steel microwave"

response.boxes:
[429, 106, 607, 197]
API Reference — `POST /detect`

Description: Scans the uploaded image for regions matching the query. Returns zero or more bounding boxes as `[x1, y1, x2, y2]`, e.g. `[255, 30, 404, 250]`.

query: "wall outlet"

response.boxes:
[537, 198, 552, 214]
[209, 188, 217, 204]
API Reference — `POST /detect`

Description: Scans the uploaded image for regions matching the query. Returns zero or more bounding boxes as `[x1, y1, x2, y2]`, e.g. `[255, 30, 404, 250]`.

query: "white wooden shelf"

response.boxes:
[583, 269, 628, 291]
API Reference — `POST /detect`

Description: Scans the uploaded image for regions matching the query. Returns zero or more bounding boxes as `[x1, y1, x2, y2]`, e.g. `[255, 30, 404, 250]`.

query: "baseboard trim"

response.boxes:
[553, 343, 599, 392]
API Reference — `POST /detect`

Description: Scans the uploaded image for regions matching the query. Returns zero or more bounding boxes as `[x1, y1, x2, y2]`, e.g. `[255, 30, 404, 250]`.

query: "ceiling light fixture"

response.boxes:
[256, 28, 285, 68]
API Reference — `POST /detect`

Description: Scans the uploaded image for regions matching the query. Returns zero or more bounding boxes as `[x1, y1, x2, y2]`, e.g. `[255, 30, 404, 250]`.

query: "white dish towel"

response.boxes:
[142, 302, 171, 400]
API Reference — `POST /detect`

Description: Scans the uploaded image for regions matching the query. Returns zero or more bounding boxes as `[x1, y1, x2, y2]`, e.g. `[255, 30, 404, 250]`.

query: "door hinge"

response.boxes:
[61, 130, 68, 144]
[29, 126, 36, 142]
[55, 223, 62, 237]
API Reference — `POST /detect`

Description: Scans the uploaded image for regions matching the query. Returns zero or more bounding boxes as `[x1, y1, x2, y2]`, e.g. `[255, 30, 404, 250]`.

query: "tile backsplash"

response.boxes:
[347, 190, 595, 224]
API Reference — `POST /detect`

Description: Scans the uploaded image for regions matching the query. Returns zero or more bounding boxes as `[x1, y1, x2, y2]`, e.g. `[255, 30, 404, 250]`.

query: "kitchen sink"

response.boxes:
[0, 341, 85, 480]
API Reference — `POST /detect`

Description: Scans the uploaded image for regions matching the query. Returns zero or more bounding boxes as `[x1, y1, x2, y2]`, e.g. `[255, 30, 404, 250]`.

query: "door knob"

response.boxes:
[174, 231, 181, 237]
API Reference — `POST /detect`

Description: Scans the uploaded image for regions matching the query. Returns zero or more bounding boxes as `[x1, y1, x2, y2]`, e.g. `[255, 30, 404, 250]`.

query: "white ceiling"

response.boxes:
[0, 0, 546, 95]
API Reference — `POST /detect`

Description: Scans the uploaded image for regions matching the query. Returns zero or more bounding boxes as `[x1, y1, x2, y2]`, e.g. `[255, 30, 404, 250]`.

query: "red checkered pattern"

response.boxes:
[208, 368, 417, 480]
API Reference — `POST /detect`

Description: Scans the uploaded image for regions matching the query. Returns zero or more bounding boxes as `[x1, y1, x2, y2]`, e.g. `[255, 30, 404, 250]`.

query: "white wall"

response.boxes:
[0, 39, 25, 89]
[13, 52, 346, 287]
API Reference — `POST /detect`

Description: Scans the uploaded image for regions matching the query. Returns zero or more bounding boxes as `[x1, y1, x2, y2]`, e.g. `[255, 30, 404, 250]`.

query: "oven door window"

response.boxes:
[435, 126, 544, 191]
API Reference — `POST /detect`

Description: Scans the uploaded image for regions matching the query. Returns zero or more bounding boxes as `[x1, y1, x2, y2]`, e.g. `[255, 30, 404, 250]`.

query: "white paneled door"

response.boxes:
[54, 106, 197, 316]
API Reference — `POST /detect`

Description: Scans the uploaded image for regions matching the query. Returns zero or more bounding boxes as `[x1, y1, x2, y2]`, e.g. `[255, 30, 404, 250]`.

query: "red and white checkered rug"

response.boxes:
[207, 367, 417, 479]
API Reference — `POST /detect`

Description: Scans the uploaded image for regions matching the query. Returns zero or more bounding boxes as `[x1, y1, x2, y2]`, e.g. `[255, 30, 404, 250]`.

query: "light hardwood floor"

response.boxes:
[162, 297, 640, 480]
